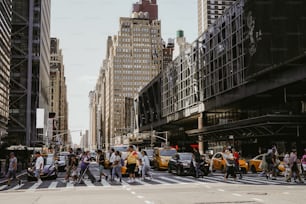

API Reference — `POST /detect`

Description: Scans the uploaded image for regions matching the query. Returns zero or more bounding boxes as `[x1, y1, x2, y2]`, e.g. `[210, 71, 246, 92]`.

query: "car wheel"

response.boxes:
[212, 164, 216, 172]
[251, 165, 257, 173]
[177, 167, 182, 176]
[156, 163, 160, 171]
[241, 168, 247, 174]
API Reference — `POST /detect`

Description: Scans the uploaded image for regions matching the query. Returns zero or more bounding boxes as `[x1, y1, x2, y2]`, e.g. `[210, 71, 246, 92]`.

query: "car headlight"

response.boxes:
[182, 162, 189, 167]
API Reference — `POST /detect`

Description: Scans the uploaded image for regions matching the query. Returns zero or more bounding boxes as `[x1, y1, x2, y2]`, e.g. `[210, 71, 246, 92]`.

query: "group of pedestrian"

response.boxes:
[284, 149, 305, 183]
[259, 146, 306, 183]
[222, 147, 242, 181]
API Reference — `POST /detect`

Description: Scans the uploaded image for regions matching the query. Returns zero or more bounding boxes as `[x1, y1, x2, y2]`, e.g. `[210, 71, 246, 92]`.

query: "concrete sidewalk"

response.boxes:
[0, 170, 27, 186]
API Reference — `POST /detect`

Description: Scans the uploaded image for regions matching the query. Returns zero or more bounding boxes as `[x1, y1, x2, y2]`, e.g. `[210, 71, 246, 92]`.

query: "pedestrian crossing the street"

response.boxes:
[0, 173, 304, 192]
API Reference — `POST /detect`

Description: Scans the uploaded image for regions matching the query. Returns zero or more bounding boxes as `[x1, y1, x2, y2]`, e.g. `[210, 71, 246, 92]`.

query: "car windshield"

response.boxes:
[179, 153, 192, 161]
[45, 156, 53, 165]
[160, 149, 177, 156]
[59, 156, 66, 161]
[145, 150, 153, 157]
[113, 146, 129, 152]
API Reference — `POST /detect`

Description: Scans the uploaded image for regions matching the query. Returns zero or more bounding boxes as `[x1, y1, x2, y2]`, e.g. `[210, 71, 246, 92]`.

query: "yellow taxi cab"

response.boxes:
[153, 147, 177, 170]
[211, 152, 249, 173]
[248, 154, 285, 173]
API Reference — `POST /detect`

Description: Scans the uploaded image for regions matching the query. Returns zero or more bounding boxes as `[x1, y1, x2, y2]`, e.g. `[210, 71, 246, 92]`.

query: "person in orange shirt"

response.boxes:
[126, 145, 138, 183]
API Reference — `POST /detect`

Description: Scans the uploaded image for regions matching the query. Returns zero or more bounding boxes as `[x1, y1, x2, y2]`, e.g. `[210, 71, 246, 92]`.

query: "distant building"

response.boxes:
[198, 0, 236, 36]
[100, 1, 163, 148]
[49, 38, 69, 147]
[0, 0, 12, 142]
[8, 0, 51, 146]
[132, 0, 158, 21]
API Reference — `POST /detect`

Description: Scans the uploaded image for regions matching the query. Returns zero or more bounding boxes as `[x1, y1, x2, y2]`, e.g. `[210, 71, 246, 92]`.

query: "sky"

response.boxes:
[50, 0, 198, 145]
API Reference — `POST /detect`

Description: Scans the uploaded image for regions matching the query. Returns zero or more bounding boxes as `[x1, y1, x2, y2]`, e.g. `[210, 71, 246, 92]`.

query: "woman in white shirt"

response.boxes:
[34, 152, 44, 183]
[141, 150, 152, 180]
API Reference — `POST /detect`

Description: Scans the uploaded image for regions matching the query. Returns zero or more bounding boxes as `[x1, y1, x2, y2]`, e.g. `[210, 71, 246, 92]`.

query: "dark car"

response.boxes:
[168, 152, 193, 176]
[27, 155, 58, 181]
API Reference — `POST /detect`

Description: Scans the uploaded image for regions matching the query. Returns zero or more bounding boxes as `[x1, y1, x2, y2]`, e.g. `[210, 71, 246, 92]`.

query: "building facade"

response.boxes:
[140, 0, 306, 156]
[49, 38, 69, 147]
[0, 0, 12, 142]
[8, 0, 51, 146]
[198, 0, 236, 36]
[103, 4, 163, 147]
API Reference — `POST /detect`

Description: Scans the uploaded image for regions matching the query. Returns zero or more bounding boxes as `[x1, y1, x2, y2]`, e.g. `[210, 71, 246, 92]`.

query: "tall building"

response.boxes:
[8, 0, 51, 146]
[198, 0, 236, 36]
[0, 0, 12, 142]
[49, 38, 69, 147]
[98, 0, 163, 148]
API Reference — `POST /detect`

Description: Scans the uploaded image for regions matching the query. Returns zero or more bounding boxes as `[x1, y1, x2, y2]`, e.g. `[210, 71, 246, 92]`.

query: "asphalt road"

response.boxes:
[1, 163, 305, 204]
[1, 180, 306, 204]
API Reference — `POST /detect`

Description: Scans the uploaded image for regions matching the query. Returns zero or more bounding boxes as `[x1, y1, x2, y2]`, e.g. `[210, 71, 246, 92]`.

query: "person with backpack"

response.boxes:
[97, 150, 108, 182]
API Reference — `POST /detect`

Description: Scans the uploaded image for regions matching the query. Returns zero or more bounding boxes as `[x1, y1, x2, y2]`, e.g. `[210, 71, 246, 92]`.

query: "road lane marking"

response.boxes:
[121, 180, 131, 186]
[0, 185, 8, 191]
[232, 193, 242, 197]
[48, 181, 58, 189]
[137, 195, 144, 199]
[101, 179, 111, 187]
[217, 188, 225, 192]
[173, 176, 202, 184]
[10, 184, 24, 191]
[29, 182, 41, 190]
[83, 180, 95, 187]
[66, 181, 74, 188]
[204, 185, 211, 189]
[252, 198, 264, 203]
[131, 191, 136, 195]
[136, 179, 150, 186]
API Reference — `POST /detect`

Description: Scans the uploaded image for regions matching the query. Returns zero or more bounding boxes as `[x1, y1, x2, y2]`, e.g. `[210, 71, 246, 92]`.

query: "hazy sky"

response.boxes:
[51, 0, 197, 144]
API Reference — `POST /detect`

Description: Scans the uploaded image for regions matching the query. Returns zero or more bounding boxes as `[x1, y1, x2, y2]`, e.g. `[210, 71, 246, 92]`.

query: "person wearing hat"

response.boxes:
[34, 151, 44, 183]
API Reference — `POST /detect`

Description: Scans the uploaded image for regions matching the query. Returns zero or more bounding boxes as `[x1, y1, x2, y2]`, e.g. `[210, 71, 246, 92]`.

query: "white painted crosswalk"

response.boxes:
[1, 174, 305, 192]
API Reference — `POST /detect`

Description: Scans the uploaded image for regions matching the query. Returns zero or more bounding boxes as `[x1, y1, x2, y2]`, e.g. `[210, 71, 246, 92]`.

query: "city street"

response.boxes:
[0, 172, 306, 204]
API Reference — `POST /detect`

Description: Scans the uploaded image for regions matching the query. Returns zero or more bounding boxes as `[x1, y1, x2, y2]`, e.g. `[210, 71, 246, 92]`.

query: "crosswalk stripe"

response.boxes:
[0, 185, 8, 191]
[159, 176, 188, 184]
[207, 175, 240, 184]
[101, 179, 111, 187]
[173, 176, 202, 184]
[120, 180, 131, 186]
[197, 177, 218, 183]
[48, 181, 58, 189]
[10, 184, 24, 191]
[66, 181, 74, 188]
[83, 180, 95, 187]
[135, 179, 150, 186]
[150, 177, 169, 185]
[29, 182, 41, 190]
